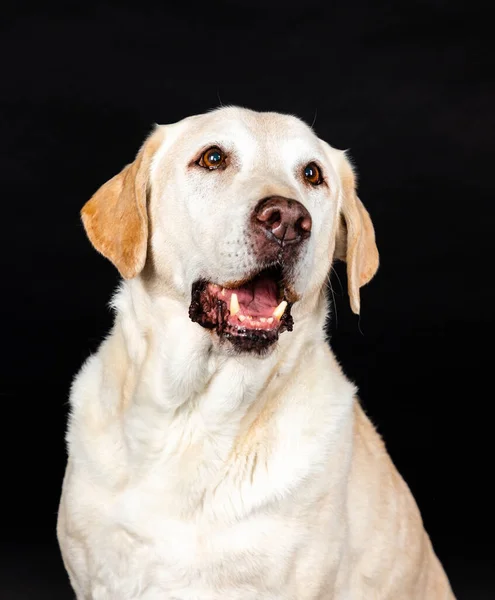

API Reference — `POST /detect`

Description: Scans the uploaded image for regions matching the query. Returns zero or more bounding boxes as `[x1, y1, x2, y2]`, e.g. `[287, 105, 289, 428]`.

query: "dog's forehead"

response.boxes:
[155, 107, 322, 164]
[193, 107, 314, 139]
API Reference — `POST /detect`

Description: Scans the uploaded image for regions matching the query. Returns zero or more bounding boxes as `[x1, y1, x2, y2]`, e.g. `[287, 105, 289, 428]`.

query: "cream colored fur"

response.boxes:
[57, 107, 455, 599]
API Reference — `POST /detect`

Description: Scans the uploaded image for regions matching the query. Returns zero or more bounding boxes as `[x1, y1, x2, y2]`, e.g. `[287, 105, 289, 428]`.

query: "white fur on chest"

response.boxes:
[101, 486, 308, 599]
[74, 418, 347, 600]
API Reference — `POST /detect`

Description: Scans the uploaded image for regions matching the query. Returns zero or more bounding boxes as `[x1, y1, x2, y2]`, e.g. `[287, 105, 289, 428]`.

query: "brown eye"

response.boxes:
[199, 146, 226, 169]
[304, 162, 323, 186]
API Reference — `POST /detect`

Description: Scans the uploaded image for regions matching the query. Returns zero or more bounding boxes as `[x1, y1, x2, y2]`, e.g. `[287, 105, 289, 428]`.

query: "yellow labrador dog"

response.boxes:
[57, 107, 455, 599]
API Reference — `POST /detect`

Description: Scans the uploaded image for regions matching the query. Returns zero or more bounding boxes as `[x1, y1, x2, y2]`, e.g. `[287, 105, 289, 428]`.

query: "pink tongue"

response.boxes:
[234, 277, 278, 317]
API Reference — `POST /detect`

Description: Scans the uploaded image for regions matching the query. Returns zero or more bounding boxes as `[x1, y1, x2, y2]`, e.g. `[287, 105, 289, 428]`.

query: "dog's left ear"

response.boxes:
[323, 144, 379, 314]
[81, 128, 163, 279]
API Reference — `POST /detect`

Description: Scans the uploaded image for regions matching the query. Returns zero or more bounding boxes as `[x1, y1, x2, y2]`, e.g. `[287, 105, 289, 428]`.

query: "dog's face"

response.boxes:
[81, 107, 378, 355]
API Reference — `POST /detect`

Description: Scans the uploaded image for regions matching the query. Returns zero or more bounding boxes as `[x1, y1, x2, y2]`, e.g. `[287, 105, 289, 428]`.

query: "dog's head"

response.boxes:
[81, 107, 378, 355]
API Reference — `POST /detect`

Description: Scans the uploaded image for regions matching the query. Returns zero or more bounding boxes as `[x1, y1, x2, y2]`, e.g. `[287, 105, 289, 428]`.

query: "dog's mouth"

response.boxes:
[189, 265, 294, 353]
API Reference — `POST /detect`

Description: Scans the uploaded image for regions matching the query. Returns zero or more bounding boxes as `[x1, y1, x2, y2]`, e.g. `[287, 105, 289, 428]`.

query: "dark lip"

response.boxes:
[222, 327, 281, 355]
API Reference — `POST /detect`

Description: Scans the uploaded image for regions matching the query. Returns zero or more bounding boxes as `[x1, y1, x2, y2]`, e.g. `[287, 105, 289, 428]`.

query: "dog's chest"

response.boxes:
[65, 348, 348, 598]
[93, 474, 304, 599]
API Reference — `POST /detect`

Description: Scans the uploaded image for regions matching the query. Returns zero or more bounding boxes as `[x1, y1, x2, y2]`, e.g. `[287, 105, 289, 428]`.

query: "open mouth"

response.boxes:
[189, 265, 294, 353]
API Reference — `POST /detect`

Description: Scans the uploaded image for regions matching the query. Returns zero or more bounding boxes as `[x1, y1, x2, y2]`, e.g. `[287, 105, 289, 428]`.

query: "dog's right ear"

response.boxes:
[81, 128, 163, 279]
[321, 142, 379, 315]
[334, 151, 379, 315]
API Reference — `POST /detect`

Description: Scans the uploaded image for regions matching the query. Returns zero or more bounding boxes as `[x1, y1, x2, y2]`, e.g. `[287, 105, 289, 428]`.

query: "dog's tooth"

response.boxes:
[260, 317, 266, 323]
[267, 317, 274, 324]
[272, 301, 288, 320]
[238, 315, 245, 322]
[221, 288, 226, 296]
[230, 293, 240, 316]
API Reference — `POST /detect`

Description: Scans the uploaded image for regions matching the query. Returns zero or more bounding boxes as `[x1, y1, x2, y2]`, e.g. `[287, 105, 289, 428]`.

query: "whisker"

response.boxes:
[216, 90, 224, 108]
[328, 279, 339, 329]
[330, 265, 344, 296]
[326, 275, 338, 329]
[357, 313, 364, 336]
[310, 107, 318, 129]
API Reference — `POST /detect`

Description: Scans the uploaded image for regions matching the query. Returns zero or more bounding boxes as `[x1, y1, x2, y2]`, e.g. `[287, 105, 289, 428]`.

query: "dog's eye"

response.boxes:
[303, 162, 323, 186]
[198, 146, 226, 170]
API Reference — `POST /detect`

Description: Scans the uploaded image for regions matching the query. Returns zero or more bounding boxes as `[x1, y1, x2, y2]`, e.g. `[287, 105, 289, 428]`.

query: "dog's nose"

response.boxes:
[253, 196, 312, 245]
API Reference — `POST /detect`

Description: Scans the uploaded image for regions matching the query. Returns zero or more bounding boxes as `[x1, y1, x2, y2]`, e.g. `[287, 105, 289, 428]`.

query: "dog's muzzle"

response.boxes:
[188, 196, 311, 354]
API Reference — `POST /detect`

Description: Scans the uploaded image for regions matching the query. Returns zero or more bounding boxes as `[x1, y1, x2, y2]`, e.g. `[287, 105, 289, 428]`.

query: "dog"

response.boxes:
[57, 106, 455, 599]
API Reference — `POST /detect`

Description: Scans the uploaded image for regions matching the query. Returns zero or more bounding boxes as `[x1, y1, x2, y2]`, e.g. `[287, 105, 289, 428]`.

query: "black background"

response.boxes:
[1, 1, 493, 598]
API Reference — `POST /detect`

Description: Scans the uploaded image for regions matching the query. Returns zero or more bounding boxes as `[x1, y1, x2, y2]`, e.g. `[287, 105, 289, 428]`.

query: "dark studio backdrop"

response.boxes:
[1, 1, 493, 598]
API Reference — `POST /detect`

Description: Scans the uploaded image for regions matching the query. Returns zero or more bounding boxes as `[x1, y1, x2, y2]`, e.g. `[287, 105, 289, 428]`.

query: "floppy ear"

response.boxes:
[332, 150, 379, 315]
[81, 128, 163, 279]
